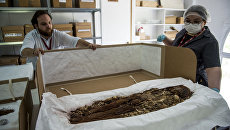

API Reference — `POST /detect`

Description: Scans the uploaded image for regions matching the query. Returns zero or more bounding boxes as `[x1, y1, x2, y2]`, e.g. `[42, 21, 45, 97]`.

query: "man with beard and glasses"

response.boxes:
[157, 5, 221, 93]
[20, 10, 98, 68]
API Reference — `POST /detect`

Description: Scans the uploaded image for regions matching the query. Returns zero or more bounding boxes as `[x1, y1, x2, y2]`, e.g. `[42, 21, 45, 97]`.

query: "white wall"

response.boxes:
[196, 0, 230, 50]
[101, 0, 130, 45]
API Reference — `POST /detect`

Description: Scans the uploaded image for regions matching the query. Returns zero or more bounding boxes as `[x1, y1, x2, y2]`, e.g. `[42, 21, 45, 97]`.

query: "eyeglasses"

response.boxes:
[184, 19, 203, 24]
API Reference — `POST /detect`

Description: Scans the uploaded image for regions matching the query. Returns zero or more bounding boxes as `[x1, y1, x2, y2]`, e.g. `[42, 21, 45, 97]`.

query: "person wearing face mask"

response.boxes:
[157, 5, 221, 93]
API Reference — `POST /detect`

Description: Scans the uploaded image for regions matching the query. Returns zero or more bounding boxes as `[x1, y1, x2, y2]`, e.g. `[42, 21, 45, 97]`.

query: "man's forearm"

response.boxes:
[21, 48, 44, 57]
[76, 39, 97, 50]
[76, 39, 91, 47]
[21, 48, 35, 57]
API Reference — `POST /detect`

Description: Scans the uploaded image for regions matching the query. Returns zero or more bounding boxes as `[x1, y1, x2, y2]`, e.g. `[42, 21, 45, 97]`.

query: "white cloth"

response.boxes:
[35, 78, 230, 130]
[0, 81, 27, 101]
[0, 100, 21, 130]
[0, 63, 34, 81]
[20, 29, 80, 69]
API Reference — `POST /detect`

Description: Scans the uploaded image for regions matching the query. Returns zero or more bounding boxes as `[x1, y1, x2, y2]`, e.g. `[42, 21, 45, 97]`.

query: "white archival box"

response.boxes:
[35, 43, 230, 130]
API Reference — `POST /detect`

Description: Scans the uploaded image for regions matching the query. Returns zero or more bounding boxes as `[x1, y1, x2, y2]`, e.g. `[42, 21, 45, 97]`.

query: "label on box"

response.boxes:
[78, 29, 91, 32]
[0, 0, 6, 3]
[59, 0, 66, 3]
[4, 33, 23, 37]
[82, 0, 94, 2]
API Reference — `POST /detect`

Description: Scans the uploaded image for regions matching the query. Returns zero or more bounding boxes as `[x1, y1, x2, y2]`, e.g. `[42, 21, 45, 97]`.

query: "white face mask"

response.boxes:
[184, 22, 203, 34]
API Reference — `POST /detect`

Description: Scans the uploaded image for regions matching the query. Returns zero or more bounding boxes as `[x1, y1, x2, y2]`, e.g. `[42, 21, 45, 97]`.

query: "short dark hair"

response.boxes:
[31, 10, 52, 28]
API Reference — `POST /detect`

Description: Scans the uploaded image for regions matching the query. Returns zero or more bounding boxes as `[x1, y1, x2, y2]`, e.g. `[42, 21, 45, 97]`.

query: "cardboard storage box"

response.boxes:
[0, 56, 19, 66]
[24, 24, 34, 35]
[53, 24, 73, 36]
[141, 1, 158, 7]
[51, 0, 72, 8]
[72, 22, 92, 38]
[0, 0, 12, 7]
[19, 57, 27, 65]
[1, 26, 24, 42]
[176, 17, 184, 24]
[29, 0, 41, 7]
[35, 44, 230, 129]
[40, 0, 48, 7]
[0, 55, 27, 66]
[36, 43, 196, 100]
[36, 44, 230, 130]
[165, 30, 177, 39]
[75, 0, 96, 8]
[136, 0, 141, 7]
[13, 0, 28, 7]
[0, 78, 33, 130]
[165, 16, 177, 24]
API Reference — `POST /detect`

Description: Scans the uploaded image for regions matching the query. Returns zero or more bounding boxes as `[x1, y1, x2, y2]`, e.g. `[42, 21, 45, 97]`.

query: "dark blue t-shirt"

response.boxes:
[172, 26, 221, 86]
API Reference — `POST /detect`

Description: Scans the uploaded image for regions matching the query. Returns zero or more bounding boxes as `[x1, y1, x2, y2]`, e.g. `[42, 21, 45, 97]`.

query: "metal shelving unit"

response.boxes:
[0, 41, 23, 45]
[0, 1, 102, 45]
[0, 7, 48, 12]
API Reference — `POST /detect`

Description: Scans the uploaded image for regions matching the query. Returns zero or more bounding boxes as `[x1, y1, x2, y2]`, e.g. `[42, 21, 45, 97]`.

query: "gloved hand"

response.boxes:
[211, 88, 220, 93]
[157, 35, 166, 42]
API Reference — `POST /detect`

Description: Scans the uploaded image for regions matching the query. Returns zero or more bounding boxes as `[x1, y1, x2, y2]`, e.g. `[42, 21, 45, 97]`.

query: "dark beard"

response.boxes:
[38, 28, 53, 37]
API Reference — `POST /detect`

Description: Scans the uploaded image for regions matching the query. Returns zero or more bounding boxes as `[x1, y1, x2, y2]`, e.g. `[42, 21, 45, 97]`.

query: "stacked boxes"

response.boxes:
[0, 55, 27, 66]
[0, 0, 98, 8]
[165, 16, 177, 24]
[176, 17, 184, 24]
[75, 0, 96, 8]
[1, 22, 94, 42]
[29, 0, 41, 7]
[165, 16, 184, 24]
[24, 24, 34, 35]
[136, 0, 141, 7]
[136, 0, 158, 8]
[19, 57, 27, 65]
[13, 0, 29, 7]
[72, 22, 92, 38]
[141, 1, 158, 7]
[1, 0, 41, 7]
[0, 56, 19, 66]
[53, 24, 73, 36]
[51, 0, 72, 8]
[1, 26, 24, 42]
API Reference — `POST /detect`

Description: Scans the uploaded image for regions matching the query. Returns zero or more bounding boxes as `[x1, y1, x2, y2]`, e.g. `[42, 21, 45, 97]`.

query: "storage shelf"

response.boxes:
[135, 39, 157, 42]
[136, 7, 186, 11]
[135, 23, 164, 25]
[135, 23, 184, 26]
[165, 8, 186, 11]
[50, 8, 101, 12]
[136, 7, 164, 10]
[0, 7, 48, 12]
[83, 37, 102, 40]
[0, 7, 101, 13]
[0, 42, 23, 45]
[165, 24, 184, 26]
